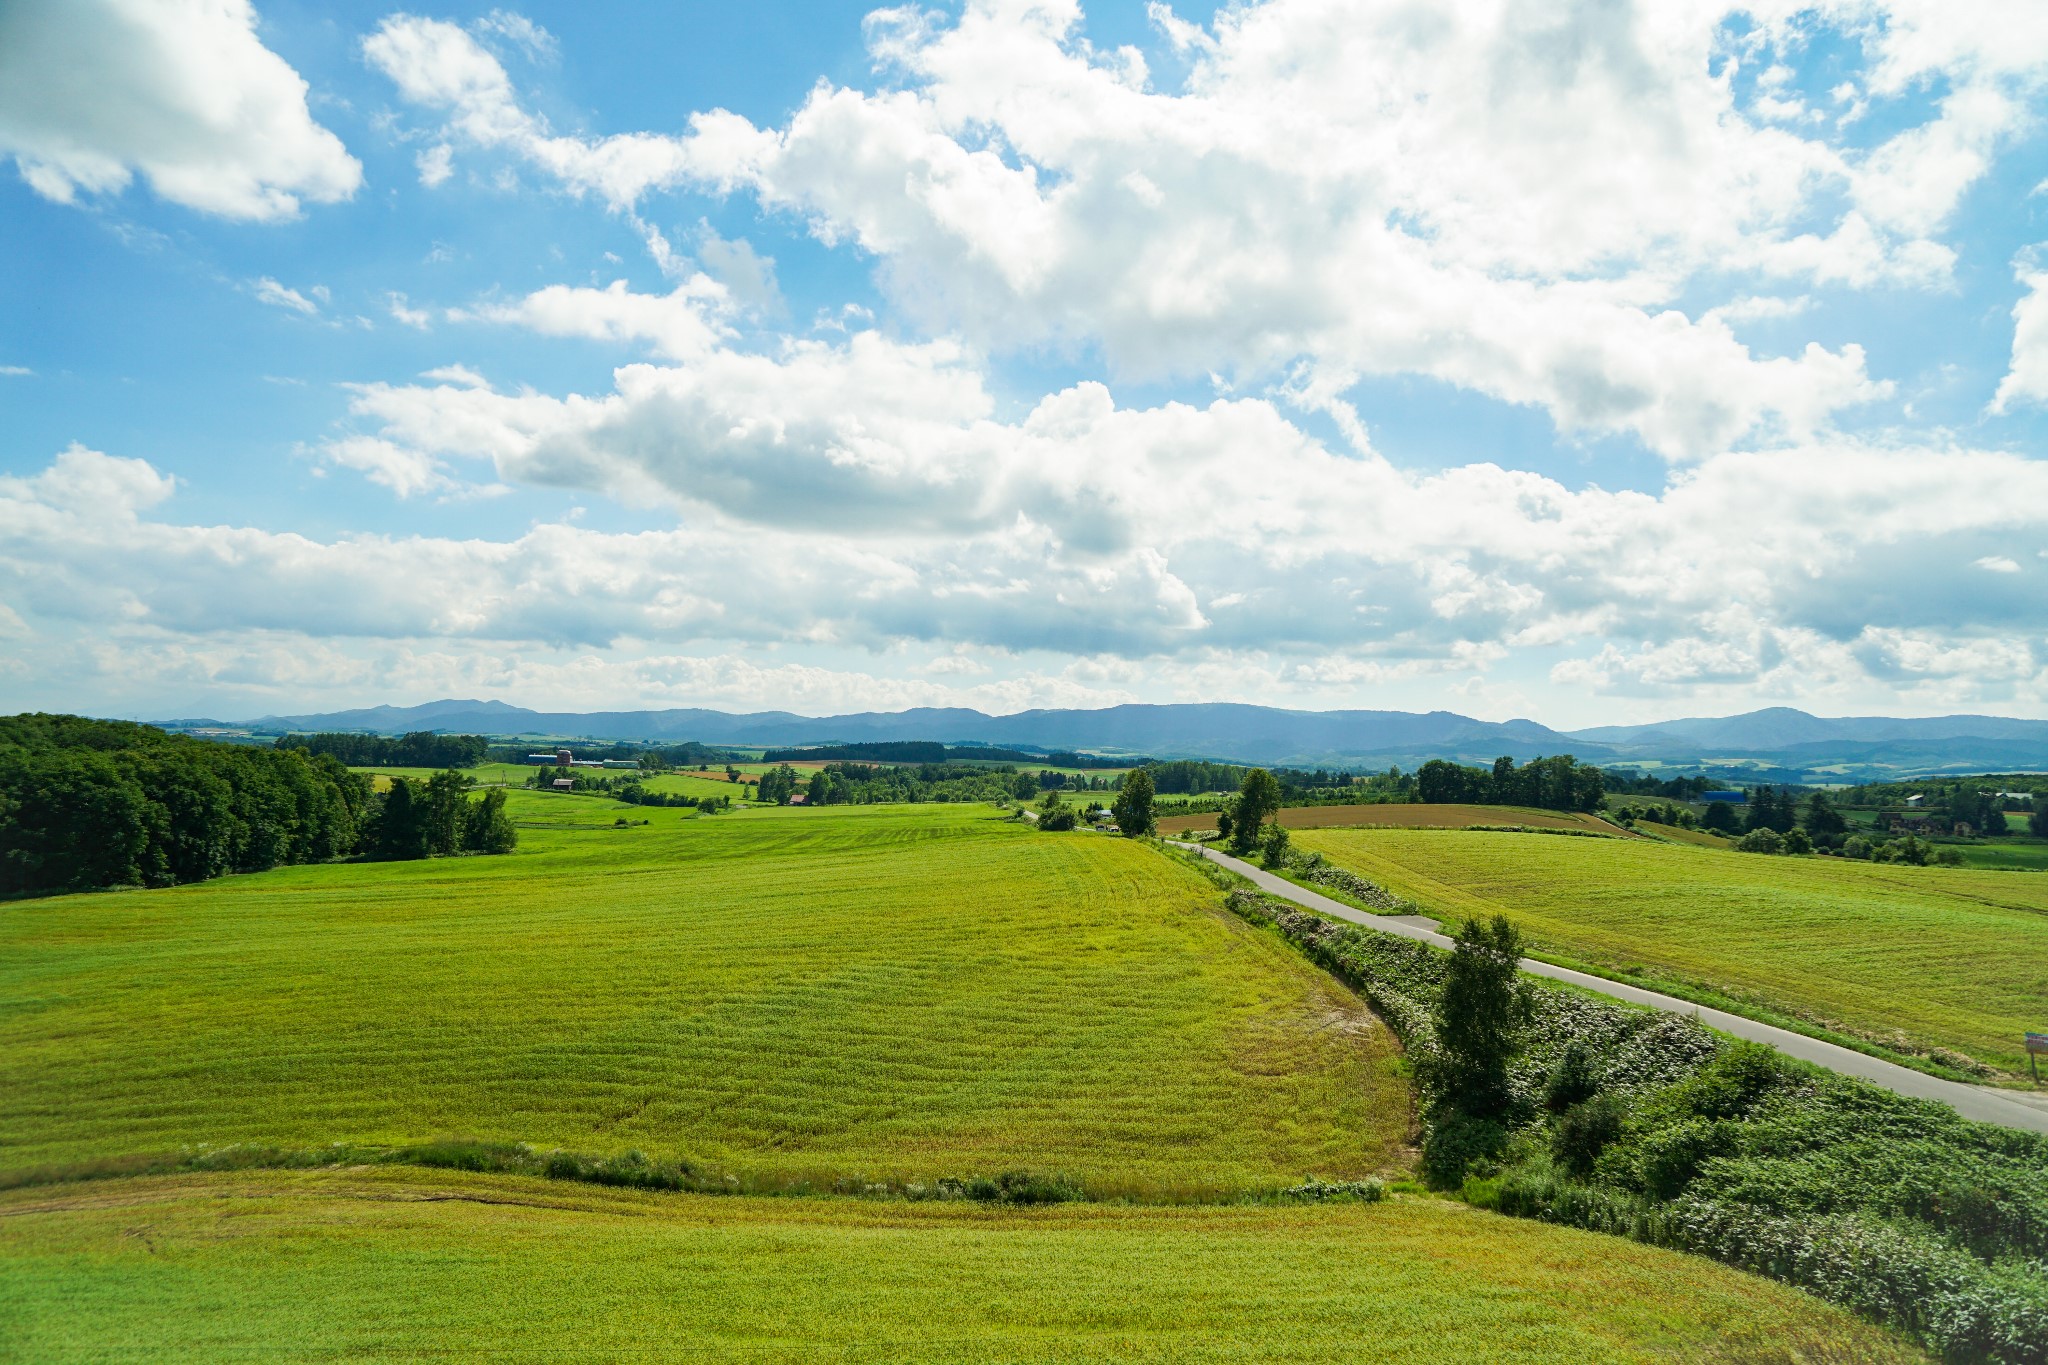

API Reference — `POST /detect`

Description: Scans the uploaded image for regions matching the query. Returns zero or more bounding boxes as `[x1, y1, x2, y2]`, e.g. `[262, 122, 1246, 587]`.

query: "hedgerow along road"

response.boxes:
[1176, 841, 2048, 1136]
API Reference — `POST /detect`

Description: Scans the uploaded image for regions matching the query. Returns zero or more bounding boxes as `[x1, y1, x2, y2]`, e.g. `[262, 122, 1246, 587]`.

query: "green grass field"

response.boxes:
[0, 1168, 1925, 1364]
[0, 797, 1408, 1194]
[1157, 804, 1623, 836]
[1293, 827, 2048, 1076]
[1951, 838, 2048, 871]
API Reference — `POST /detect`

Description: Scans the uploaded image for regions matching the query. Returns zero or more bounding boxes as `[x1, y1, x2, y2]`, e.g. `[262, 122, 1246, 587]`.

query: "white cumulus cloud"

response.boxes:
[0, 0, 360, 220]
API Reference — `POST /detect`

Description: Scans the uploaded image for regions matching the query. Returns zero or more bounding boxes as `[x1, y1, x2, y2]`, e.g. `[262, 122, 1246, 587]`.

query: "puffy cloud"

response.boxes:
[452, 277, 735, 360]
[1993, 255, 2048, 413]
[295, 299, 2048, 700]
[11, 419, 2048, 717]
[361, 14, 713, 211]
[0, 0, 359, 220]
[353, 1, 2048, 456]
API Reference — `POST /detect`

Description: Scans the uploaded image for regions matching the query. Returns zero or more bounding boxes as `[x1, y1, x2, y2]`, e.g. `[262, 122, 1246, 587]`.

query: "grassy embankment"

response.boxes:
[1157, 803, 1623, 836]
[0, 1168, 1925, 1364]
[1293, 826, 2048, 1078]
[0, 797, 1932, 1358]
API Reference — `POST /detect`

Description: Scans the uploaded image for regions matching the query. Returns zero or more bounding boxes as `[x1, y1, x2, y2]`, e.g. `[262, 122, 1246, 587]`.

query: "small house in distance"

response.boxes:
[551, 777, 574, 790]
[1700, 790, 1746, 804]
[787, 792, 808, 805]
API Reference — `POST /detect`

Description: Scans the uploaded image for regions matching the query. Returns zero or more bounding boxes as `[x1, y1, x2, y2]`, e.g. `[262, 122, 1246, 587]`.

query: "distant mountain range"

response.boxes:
[170, 699, 2048, 780]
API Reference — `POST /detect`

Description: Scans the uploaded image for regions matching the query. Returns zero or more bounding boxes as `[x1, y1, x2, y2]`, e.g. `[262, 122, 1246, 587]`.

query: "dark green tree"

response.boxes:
[463, 788, 518, 854]
[1702, 800, 1738, 834]
[373, 778, 430, 861]
[421, 770, 471, 855]
[1037, 788, 1078, 831]
[1230, 768, 1282, 853]
[1432, 915, 1534, 1118]
[1802, 792, 1847, 837]
[1111, 767, 1155, 836]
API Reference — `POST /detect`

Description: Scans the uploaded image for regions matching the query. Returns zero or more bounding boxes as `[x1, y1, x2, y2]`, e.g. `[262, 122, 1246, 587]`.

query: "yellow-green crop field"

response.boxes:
[0, 796, 1408, 1194]
[0, 1168, 1924, 1364]
[0, 797, 1929, 1359]
[639, 769, 756, 799]
[1294, 826, 2048, 1075]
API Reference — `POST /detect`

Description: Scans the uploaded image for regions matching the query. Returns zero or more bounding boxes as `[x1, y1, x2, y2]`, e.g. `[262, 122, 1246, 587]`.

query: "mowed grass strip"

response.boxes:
[0, 799, 1407, 1193]
[1294, 827, 2048, 1073]
[1156, 804, 1624, 836]
[0, 1168, 1926, 1365]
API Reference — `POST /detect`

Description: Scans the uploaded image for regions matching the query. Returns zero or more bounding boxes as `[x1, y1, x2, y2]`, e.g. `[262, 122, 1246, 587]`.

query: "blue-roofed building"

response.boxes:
[1700, 791, 1747, 804]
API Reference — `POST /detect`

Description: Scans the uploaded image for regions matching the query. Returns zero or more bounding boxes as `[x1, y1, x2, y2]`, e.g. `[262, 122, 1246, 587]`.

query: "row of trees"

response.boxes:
[524, 768, 729, 810]
[278, 731, 487, 768]
[373, 773, 516, 858]
[1413, 755, 1605, 812]
[1, 715, 515, 896]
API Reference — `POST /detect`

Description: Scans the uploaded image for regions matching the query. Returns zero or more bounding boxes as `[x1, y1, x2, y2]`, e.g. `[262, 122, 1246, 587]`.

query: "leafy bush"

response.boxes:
[1283, 1176, 1386, 1203]
[1543, 1043, 1601, 1112]
[1422, 1111, 1507, 1189]
[964, 1171, 1082, 1204]
[1736, 827, 1784, 854]
[1552, 1095, 1625, 1178]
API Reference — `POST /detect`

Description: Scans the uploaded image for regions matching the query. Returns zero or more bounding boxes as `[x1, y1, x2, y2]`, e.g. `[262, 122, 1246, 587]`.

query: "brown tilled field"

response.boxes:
[1155, 803, 1628, 836]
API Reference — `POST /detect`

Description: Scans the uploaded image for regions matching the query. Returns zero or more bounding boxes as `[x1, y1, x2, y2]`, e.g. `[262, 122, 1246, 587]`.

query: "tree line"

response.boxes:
[1, 715, 514, 897]
[1413, 755, 1605, 812]
[277, 731, 488, 768]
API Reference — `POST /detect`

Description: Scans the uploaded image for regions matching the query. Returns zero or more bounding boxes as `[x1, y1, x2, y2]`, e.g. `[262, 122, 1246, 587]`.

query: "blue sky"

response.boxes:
[4, 0, 2048, 726]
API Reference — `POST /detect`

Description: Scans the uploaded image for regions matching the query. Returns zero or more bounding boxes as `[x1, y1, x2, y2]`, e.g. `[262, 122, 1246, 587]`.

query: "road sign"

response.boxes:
[2029, 1033, 2048, 1082]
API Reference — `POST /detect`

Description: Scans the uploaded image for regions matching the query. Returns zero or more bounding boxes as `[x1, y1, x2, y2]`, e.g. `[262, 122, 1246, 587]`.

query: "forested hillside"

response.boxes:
[0, 715, 512, 896]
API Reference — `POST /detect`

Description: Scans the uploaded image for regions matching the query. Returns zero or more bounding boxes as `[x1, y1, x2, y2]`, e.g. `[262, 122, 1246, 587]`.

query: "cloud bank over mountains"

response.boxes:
[4, 0, 2048, 724]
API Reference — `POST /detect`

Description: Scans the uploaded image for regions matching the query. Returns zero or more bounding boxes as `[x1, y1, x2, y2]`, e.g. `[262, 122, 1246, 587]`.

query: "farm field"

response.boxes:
[354, 761, 531, 788]
[0, 796, 1408, 1195]
[1156, 803, 1623, 836]
[0, 1168, 1926, 1365]
[1293, 827, 2048, 1076]
[638, 769, 757, 799]
[1632, 820, 1728, 848]
[1951, 838, 2048, 871]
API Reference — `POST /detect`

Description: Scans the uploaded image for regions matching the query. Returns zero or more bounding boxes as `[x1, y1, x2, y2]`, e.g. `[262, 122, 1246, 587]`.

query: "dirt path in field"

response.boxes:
[1177, 841, 2048, 1136]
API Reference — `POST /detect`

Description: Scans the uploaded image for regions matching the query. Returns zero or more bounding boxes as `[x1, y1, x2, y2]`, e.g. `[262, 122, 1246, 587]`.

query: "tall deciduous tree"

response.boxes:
[1433, 915, 1534, 1118]
[1111, 768, 1155, 836]
[1230, 768, 1282, 853]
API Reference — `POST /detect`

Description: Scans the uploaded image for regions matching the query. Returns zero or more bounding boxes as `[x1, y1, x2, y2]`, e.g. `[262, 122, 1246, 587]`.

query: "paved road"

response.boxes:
[1176, 841, 2048, 1135]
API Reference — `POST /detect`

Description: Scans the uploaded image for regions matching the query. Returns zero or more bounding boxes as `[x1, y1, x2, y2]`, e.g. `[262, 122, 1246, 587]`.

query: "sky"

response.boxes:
[4, 0, 2048, 727]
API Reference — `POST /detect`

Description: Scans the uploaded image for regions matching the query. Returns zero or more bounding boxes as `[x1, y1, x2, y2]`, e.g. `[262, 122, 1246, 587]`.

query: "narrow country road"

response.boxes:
[1175, 841, 2048, 1136]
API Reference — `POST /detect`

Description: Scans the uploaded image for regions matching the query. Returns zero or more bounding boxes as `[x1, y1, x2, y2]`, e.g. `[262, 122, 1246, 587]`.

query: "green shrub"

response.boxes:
[1543, 1042, 1601, 1113]
[964, 1171, 1082, 1204]
[1422, 1111, 1507, 1189]
[1551, 1095, 1625, 1178]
